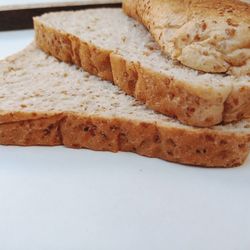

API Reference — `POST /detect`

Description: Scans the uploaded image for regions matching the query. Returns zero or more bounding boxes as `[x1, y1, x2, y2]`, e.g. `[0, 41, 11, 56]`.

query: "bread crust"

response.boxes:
[0, 111, 249, 167]
[110, 54, 225, 126]
[34, 15, 250, 127]
[123, 0, 250, 76]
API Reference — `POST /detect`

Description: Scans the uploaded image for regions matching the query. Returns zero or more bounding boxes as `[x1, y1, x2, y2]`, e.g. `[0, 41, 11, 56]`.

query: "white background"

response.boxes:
[0, 0, 119, 4]
[0, 0, 121, 11]
[0, 27, 250, 250]
[0, 0, 81, 4]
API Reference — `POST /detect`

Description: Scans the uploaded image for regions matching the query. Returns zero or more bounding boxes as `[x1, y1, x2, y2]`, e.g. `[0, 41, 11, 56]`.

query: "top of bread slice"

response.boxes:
[123, 0, 250, 76]
[0, 44, 250, 167]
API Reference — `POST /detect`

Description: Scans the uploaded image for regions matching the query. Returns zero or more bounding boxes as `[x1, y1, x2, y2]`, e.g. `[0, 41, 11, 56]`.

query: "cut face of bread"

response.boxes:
[123, 0, 250, 76]
[34, 8, 250, 127]
[0, 44, 250, 167]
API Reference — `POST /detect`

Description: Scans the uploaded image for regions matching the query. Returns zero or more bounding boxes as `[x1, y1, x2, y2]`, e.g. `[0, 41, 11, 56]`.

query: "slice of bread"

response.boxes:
[34, 8, 250, 127]
[0, 44, 250, 167]
[123, 0, 250, 76]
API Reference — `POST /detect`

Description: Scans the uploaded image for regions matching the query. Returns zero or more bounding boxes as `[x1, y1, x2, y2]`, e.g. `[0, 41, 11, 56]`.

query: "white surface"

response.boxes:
[0, 0, 121, 11]
[0, 0, 112, 3]
[0, 0, 118, 4]
[0, 30, 250, 250]
[0, 30, 34, 59]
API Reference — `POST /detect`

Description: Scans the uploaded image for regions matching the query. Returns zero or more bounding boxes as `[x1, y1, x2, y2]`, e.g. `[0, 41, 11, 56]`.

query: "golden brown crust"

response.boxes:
[34, 17, 250, 127]
[0, 112, 249, 167]
[0, 111, 52, 124]
[34, 21, 113, 81]
[110, 54, 225, 126]
[0, 115, 63, 146]
[223, 83, 250, 123]
[123, 0, 250, 29]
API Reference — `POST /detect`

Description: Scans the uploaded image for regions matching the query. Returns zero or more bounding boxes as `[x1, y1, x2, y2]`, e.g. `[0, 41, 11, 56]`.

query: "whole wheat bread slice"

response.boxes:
[34, 8, 250, 127]
[0, 44, 250, 167]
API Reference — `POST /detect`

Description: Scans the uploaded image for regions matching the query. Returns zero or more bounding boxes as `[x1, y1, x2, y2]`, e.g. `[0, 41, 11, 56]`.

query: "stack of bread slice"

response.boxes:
[1, 1, 250, 167]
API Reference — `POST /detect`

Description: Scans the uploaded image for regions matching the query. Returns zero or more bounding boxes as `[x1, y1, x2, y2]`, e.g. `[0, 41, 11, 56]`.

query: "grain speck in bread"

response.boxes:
[0, 44, 250, 167]
[34, 8, 250, 127]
